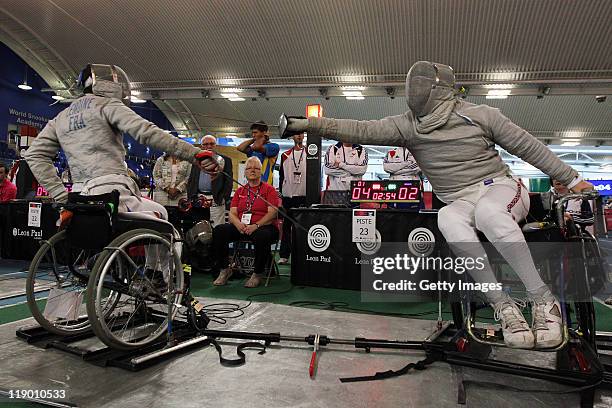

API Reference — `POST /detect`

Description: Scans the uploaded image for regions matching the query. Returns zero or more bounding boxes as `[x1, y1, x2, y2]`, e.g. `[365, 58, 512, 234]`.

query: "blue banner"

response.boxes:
[589, 180, 612, 196]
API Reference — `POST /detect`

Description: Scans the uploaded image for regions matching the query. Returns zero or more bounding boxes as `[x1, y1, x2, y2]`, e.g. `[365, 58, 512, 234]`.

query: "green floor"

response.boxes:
[2, 264, 611, 332]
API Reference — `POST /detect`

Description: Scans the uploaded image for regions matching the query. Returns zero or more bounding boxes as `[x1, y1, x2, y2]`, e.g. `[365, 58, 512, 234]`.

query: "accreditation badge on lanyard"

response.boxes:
[241, 185, 261, 224]
[292, 148, 305, 184]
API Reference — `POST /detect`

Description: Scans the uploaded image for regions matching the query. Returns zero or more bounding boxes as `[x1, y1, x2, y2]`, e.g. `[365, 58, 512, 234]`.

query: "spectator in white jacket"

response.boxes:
[383, 147, 421, 181]
[324, 142, 368, 191]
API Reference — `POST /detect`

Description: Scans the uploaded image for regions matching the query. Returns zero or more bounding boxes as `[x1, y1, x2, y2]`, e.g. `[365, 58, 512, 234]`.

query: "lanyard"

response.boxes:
[245, 184, 262, 212]
[292, 147, 305, 170]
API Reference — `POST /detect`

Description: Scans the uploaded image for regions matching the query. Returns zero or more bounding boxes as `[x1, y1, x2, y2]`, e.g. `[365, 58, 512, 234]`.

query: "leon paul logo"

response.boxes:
[307, 224, 331, 252]
[356, 229, 381, 255]
[407, 227, 435, 257]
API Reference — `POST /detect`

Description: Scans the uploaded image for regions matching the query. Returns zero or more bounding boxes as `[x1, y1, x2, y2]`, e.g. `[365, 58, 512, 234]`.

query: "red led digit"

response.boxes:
[352, 187, 361, 199]
[408, 187, 419, 200]
[398, 187, 407, 200]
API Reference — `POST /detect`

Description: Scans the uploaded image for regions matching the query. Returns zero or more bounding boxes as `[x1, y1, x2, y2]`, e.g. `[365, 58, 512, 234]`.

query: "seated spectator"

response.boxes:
[237, 121, 279, 184]
[212, 157, 280, 288]
[152, 154, 192, 206]
[0, 163, 16, 202]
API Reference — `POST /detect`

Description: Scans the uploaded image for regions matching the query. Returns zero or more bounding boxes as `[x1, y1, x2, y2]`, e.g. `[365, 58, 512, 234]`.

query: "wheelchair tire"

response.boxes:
[26, 230, 96, 335]
[86, 228, 184, 350]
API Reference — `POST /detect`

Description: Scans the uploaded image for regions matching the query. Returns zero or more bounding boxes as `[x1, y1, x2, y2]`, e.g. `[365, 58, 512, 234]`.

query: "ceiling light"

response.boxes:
[221, 93, 239, 98]
[228, 97, 245, 102]
[220, 88, 243, 93]
[342, 91, 363, 97]
[486, 89, 511, 99]
[346, 96, 365, 100]
[51, 95, 65, 100]
[342, 86, 366, 91]
[19, 66, 32, 90]
[131, 90, 140, 96]
[130, 97, 146, 103]
[561, 140, 580, 146]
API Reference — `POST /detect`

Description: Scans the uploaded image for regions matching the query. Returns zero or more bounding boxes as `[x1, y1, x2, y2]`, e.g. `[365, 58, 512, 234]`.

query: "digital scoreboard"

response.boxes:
[350, 180, 421, 203]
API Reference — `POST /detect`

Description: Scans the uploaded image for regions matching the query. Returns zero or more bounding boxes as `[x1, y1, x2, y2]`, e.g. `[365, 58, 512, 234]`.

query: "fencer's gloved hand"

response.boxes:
[278, 113, 308, 139]
[195, 150, 222, 176]
[570, 180, 595, 194]
[57, 209, 73, 231]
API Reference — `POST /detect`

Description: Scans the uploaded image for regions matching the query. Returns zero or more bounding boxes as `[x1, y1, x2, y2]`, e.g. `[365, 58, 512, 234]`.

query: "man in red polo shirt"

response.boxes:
[0, 163, 17, 202]
[212, 157, 280, 288]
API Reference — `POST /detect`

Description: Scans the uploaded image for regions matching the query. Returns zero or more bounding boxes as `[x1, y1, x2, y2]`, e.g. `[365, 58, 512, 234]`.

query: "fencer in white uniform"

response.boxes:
[280, 61, 594, 349]
[25, 64, 207, 278]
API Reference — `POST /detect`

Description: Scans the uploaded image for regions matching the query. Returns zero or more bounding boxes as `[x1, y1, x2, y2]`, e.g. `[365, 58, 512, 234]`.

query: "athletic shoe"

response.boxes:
[530, 292, 563, 349]
[492, 296, 535, 349]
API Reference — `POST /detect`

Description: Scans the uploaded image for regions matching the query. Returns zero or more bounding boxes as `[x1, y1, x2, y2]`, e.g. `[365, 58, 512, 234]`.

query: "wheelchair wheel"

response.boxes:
[86, 229, 184, 350]
[26, 230, 119, 335]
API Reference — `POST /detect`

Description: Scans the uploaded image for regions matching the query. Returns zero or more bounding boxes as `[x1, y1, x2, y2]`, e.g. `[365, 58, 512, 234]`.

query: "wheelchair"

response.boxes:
[451, 191, 605, 354]
[26, 191, 188, 350]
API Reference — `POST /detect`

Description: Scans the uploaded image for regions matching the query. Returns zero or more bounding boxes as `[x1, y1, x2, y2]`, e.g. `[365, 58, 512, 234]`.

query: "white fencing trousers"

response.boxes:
[83, 183, 181, 283]
[437, 176, 548, 302]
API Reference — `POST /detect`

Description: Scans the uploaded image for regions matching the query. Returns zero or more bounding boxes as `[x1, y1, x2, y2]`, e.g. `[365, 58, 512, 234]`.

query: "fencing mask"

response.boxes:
[77, 64, 131, 106]
[185, 220, 213, 252]
[405, 61, 456, 117]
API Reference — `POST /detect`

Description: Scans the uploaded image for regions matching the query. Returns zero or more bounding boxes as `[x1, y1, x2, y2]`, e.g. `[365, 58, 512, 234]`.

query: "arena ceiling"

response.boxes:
[1, 0, 611, 159]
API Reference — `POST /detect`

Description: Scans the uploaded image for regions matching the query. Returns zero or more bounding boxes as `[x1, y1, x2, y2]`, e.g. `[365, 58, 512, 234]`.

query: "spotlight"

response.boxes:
[537, 86, 551, 99]
[595, 95, 607, 103]
[257, 89, 267, 99]
[385, 87, 395, 99]
[201, 90, 210, 99]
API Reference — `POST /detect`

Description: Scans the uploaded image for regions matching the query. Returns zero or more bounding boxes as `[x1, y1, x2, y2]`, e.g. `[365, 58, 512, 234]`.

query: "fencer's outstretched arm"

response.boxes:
[24, 120, 67, 202]
[487, 108, 581, 188]
[102, 98, 200, 163]
[306, 114, 409, 147]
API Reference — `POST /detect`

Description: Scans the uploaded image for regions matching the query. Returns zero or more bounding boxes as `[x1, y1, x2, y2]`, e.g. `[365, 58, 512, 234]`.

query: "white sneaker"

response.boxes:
[492, 297, 534, 349]
[530, 293, 563, 349]
[278, 258, 289, 265]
